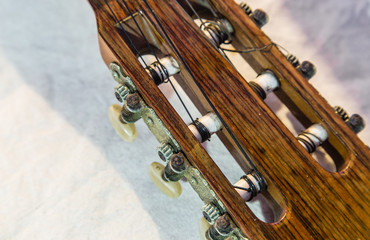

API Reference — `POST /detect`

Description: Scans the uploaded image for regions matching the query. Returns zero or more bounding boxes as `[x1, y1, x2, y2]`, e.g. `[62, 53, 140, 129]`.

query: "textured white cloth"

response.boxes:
[0, 0, 369, 239]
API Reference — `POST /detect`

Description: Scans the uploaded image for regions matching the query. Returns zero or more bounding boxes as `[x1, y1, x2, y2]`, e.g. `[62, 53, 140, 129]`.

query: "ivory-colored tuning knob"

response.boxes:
[199, 217, 211, 240]
[108, 104, 138, 142]
[148, 162, 182, 198]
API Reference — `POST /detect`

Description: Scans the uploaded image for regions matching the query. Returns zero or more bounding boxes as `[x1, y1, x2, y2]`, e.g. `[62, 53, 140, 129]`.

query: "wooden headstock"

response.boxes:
[88, 0, 369, 239]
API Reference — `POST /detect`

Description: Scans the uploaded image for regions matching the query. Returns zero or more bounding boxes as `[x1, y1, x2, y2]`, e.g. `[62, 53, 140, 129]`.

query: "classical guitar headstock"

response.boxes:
[88, 0, 369, 239]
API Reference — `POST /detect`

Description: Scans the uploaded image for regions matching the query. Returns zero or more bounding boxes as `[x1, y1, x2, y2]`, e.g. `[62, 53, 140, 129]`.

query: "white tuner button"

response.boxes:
[108, 104, 138, 142]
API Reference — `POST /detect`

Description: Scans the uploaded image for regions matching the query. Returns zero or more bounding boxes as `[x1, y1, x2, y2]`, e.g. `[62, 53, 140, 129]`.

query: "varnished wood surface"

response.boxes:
[88, 0, 370, 239]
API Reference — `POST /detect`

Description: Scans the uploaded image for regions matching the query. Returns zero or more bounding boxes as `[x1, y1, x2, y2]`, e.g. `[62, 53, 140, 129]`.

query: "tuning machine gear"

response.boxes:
[239, 2, 269, 28]
[286, 54, 317, 80]
[334, 106, 365, 134]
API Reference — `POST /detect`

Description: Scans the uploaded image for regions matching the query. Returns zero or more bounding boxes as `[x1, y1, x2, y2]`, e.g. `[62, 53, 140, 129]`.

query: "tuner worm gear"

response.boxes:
[114, 84, 130, 102]
[202, 203, 221, 225]
[157, 143, 174, 163]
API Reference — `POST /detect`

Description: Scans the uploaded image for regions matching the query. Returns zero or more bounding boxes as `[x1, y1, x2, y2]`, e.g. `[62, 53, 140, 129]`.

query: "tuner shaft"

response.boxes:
[249, 71, 279, 99]
[143, 56, 180, 85]
[297, 124, 328, 153]
[234, 172, 267, 202]
[188, 112, 223, 143]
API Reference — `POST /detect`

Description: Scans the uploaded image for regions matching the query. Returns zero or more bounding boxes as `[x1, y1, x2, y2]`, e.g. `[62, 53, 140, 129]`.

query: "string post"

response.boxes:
[201, 19, 234, 46]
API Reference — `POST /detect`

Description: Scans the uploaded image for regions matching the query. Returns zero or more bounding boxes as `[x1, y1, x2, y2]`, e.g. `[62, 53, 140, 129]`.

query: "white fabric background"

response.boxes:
[0, 0, 369, 239]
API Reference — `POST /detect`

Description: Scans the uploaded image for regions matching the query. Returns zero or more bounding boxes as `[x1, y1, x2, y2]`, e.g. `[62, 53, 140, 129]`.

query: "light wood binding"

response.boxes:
[88, 0, 370, 239]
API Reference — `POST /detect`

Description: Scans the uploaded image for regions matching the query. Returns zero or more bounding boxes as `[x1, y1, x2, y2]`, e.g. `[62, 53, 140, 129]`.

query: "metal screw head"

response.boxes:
[348, 114, 365, 134]
[215, 215, 231, 234]
[126, 93, 141, 110]
[112, 70, 120, 80]
[170, 154, 186, 172]
[252, 9, 269, 28]
[300, 61, 317, 80]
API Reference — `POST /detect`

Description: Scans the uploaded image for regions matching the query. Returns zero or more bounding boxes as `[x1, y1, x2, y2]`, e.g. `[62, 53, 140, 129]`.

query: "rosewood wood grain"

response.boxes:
[88, 0, 370, 239]
[89, 0, 271, 238]
[204, 0, 369, 170]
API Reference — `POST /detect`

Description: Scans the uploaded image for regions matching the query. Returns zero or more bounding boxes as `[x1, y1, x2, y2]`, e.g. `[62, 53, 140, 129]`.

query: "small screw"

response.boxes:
[216, 215, 232, 234]
[112, 70, 120, 80]
[252, 9, 269, 28]
[190, 177, 197, 185]
[347, 114, 365, 134]
[299, 61, 317, 80]
[170, 154, 186, 172]
[146, 117, 154, 126]
[126, 93, 141, 110]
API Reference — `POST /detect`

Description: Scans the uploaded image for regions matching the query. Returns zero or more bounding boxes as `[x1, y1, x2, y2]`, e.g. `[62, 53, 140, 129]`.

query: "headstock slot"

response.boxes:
[109, 1, 287, 223]
[198, 0, 369, 173]
[175, 0, 360, 173]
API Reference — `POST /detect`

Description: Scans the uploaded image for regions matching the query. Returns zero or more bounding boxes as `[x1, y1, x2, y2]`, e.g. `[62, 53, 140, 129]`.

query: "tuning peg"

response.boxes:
[334, 106, 365, 134]
[148, 153, 186, 198]
[188, 112, 223, 143]
[296, 124, 328, 153]
[248, 71, 280, 99]
[286, 54, 316, 80]
[108, 104, 138, 142]
[148, 162, 182, 198]
[239, 2, 269, 28]
[199, 217, 212, 240]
